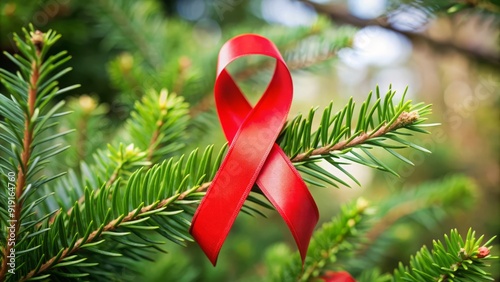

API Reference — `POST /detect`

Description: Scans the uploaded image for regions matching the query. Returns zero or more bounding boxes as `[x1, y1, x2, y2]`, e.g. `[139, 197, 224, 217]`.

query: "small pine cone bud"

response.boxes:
[118, 52, 134, 73]
[477, 246, 490, 258]
[31, 30, 44, 52]
[398, 111, 419, 127]
[79, 95, 97, 114]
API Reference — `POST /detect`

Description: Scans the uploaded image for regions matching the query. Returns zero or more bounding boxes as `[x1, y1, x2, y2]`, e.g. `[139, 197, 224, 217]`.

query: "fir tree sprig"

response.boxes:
[42, 89, 190, 221]
[124, 88, 190, 163]
[393, 229, 497, 281]
[0, 26, 79, 281]
[266, 198, 372, 282]
[266, 177, 495, 282]
[279, 87, 435, 188]
[346, 175, 479, 277]
[20, 145, 226, 281]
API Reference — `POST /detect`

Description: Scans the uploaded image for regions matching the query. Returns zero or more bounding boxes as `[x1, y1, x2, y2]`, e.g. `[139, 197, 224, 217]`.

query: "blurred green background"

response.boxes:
[1, 0, 498, 281]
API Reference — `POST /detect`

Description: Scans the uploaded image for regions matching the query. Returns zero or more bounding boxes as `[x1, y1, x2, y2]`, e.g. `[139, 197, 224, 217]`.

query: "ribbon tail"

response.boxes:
[190, 177, 254, 265]
[256, 144, 319, 263]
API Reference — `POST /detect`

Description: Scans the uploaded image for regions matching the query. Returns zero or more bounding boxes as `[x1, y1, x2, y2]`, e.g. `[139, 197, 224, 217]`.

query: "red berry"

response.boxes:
[477, 246, 490, 258]
[321, 271, 356, 282]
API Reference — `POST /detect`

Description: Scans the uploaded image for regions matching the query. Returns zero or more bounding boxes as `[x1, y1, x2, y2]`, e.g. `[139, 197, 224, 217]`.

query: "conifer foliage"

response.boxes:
[0, 15, 497, 282]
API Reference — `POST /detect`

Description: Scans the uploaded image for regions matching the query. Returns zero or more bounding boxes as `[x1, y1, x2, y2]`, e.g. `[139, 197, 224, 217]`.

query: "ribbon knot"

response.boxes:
[190, 34, 319, 265]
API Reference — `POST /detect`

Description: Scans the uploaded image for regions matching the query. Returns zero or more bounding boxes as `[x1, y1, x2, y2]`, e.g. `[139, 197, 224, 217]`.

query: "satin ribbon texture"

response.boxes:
[190, 34, 319, 265]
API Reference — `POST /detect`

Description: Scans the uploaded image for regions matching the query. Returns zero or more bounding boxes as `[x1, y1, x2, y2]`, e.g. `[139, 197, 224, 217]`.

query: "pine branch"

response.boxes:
[15, 83, 432, 280]
[291, 111, 418, 162]
[105, 85, 431, 211]
[0, 26, 78, 281]
[346, 175, 478, 276]
[162, 87, 432, 197]
[125, 88, 190, 163]
[266, 198, 372, 282]
[393, 229, 497, 281]
[0, 30, 43, 281]
[20, 145, 227, 280]
[21, 180, 204, 281]
[19, 90, 432, 278]
[278, 86, 436, 188]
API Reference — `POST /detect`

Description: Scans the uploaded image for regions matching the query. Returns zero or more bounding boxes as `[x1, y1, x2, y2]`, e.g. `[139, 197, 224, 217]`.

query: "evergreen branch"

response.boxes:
[346, 175, 478, 276]
[45, 88, 189, 221]
[118, 86, 430, 210]
[291, 111, 418, 162]
[125, 88, 190, 163]
[21, 183, 200, 281]
[18, 89, 431, 279]
[266, 198, 372, 282]
[278, 86, 435, 187]
[0, 26, 77, 281]
[393, 229, 497, 281]
[21, 145, 227, 281]
[30, 86, 434, 280]
[46, 143, 149, 222]
[1, 29, 44, 281]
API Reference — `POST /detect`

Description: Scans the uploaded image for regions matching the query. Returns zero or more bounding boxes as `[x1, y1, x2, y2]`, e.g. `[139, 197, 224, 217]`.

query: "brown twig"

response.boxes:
[301, 0, 500, 67]
[292, 111, 419, 162]
[146, 89, 169, 164]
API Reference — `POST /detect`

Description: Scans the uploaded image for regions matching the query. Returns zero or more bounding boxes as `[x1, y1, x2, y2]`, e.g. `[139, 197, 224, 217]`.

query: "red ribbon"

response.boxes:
[190, 34, 319, 265]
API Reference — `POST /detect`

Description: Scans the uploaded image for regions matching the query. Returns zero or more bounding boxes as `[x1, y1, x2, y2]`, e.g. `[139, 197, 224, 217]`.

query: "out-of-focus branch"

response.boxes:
[302, 1, 500, 67]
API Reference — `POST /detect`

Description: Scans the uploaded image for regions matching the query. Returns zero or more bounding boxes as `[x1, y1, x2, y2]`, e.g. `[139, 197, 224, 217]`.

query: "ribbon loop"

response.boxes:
[190, 34, 319, 265]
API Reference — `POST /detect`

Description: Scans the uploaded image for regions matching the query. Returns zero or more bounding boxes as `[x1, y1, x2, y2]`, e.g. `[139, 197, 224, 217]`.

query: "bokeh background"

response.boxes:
[1, 0, 498, 281]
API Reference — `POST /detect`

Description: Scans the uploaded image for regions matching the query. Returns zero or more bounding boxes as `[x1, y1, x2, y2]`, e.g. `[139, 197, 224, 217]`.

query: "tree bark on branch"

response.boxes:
[302, 1, 500, 67]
